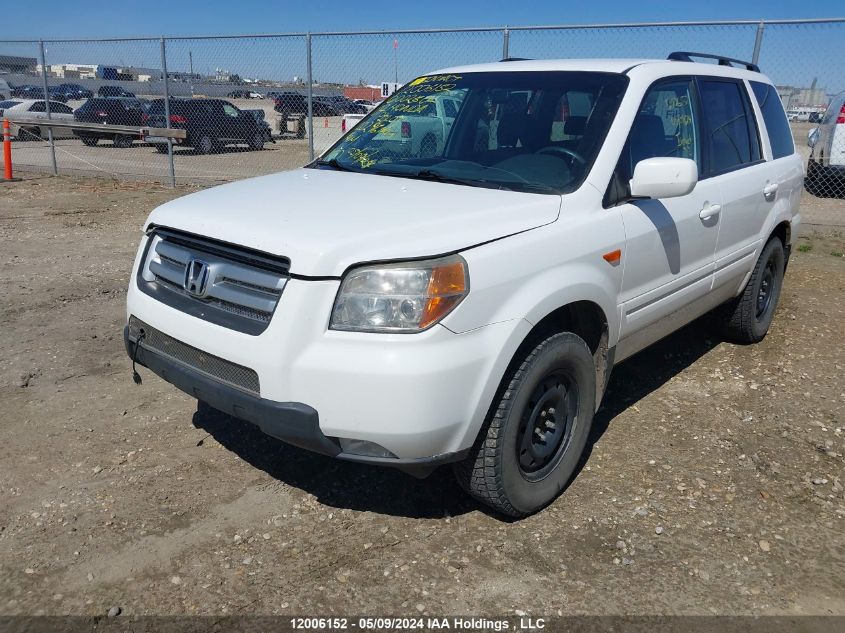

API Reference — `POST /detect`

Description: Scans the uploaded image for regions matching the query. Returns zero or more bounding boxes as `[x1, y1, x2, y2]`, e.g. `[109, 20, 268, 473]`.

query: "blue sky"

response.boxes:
[2, 2, 843, 94]
[3, 1, 839, 39]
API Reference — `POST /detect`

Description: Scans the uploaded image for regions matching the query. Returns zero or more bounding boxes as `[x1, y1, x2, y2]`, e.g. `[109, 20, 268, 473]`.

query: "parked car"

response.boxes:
[318, 95, 368, 114]
[227, 90, 252, 99]
[73, 97, 145, 147]
[0, 78, 11, 100]
[142, 98, 267, 154]
[98, 85, 136, 99]
[272, 92, 338, 117]
[0, 100, 21, 117]
[354, 98, 378, 112]
[46, 86, 69, 103]
[11, 84, 42, 99]
[125, 54, 802, 517]
[806, 89, 845, 197]
[53, 83, 94, 100]
[2, 99, 76, 139]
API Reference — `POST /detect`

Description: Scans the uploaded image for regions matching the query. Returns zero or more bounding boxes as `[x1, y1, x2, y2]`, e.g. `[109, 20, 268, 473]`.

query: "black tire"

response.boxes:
[296, 116, 306, 139]
[20, 127, 40, 141]
[154, 144, 169, 154]
[718, 237, 785, 344]
[249, 131, 264, 151]
[454, 331, 596, 517]
[80, 136, 99, 147]
[805, 158, 827, 197]
[194, 135, 214, 155]
[419, 134, 437, 158]
[113, 134, 133, 148]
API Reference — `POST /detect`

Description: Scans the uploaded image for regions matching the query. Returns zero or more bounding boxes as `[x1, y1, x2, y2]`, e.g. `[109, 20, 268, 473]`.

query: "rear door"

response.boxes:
[615, 77, 721, 342]
[220, 101, 250, 141]
[699, 78, 771, 292]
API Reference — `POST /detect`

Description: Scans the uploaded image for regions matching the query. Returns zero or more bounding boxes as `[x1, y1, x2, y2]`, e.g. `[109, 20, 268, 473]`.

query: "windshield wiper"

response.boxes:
[410, 168, 511, 190]
[310, 158, 357, 172]
[412, 168, 560, 194]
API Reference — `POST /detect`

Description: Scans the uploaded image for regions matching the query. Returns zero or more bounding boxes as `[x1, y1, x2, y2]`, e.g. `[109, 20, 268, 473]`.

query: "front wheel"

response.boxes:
[717, 237, 785, 344]
[454, 332, 596, 517]
[80, 136, 99, 147]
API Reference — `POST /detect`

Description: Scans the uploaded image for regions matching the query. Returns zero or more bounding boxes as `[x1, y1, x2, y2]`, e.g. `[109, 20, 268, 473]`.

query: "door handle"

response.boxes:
[763, 183, 779, 200]
[699, 203, 721, 220]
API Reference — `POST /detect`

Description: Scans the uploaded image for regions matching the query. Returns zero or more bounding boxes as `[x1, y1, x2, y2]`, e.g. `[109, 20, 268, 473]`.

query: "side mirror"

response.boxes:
[807, 127, 819, 148]
[630, 157, 698, 199]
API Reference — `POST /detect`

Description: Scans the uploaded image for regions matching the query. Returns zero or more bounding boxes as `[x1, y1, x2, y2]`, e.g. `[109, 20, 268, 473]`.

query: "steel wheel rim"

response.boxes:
[756, 258, 776, 318]
[517, 370, 578, 481]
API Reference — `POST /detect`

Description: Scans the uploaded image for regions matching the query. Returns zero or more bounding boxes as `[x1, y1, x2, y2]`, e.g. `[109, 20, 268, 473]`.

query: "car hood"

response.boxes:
[145, 168, 561, 277]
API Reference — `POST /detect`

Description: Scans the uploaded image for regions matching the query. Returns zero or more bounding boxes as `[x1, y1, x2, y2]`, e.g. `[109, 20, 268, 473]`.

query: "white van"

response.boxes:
[125, 53, 802, 516]
[807, 90, 845, 197]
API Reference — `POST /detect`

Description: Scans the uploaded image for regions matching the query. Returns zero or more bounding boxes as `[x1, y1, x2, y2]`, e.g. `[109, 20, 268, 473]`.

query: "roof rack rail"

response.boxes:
[667, 51, 760, 73]
[499, 57, 531, 62]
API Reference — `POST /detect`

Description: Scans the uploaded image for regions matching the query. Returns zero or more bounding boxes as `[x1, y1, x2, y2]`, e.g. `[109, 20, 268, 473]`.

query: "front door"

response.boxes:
[614, 77, 720, 345]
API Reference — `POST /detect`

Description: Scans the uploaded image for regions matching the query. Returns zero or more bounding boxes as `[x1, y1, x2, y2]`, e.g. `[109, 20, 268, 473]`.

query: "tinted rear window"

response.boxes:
[699, 79, 761, 174]
[750, 81, 795, 159]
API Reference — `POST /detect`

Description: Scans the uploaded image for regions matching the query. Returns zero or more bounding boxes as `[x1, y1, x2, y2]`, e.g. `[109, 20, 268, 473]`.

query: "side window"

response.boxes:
[222, 103, 240, 118]
[750, 81, 794, 159]
[442, 98, 458, 119]
[53, 103, 73, 114]
[622, 78, 701, 183]
[30, 101, 46, 112]
[698, 79, 761, 174]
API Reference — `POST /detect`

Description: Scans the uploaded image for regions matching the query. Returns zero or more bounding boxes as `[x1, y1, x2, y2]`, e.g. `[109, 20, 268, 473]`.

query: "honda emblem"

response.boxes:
[184, 259, 210, 297]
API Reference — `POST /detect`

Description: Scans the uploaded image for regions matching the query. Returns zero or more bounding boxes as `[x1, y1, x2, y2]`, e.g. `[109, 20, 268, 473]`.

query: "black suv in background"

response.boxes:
[273, 92, 339, 116]
[54, 83, 94, 100]
[143, 98, 267, 154]
[73, 98, 146, 147]
[98, 85, 136, 98]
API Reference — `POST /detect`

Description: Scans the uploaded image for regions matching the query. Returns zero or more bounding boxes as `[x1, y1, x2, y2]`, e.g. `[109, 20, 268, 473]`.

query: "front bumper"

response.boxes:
[124, 325, 473, 474]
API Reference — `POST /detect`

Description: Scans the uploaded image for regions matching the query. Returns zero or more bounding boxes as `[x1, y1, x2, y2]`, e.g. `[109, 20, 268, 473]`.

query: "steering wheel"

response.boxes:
[537, 145, 587, 166]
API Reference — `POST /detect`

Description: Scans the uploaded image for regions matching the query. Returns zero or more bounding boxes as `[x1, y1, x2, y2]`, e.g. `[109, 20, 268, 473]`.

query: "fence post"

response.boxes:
[752, 20, 765, 65]
[38, 40, 57, 176]
[502, 26, 510, 59]
[306, 32, 315, 162]
[160, 37, 176, 188]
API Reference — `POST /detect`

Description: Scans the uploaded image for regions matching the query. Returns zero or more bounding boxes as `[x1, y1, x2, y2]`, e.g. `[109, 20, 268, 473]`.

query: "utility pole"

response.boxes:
[188, 51, 194, 97]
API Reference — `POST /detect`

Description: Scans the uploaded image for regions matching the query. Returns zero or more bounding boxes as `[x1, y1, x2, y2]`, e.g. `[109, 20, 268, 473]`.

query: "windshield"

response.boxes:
[318, 71, 628, 194]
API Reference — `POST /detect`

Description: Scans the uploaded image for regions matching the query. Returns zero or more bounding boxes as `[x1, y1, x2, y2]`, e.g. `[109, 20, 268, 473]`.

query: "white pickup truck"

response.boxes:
[341, 92, 461, 157]
[126, 55, 802, 517]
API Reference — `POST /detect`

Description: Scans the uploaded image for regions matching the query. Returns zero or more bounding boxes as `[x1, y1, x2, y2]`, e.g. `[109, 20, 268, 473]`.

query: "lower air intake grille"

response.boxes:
[128, 316, 260, 395]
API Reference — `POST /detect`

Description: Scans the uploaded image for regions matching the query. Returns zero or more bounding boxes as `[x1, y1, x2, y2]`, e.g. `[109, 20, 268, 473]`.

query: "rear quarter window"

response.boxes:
[750, 81, 795, 159]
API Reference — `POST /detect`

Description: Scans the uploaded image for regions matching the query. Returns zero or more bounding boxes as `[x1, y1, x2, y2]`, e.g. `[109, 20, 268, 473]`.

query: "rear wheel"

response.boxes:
[80, 136, 99, 147]
[419, 134, 437, 158]
[717, 237, 785, 344]
[194, 135, 215, 154]
[113, 134, 134, 148]
[154, 144, 169, 154]
[454, 331, 596, 517]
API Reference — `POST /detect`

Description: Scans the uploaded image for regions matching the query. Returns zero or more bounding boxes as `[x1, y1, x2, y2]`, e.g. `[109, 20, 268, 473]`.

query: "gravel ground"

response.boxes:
[0, 175, 843, 618]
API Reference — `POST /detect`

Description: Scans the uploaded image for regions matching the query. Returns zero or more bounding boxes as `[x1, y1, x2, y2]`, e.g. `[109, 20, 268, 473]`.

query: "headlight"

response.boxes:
[330, 255, 469, 333]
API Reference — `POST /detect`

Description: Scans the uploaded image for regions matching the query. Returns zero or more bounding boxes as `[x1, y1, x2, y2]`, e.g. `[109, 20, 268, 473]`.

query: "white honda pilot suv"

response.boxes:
[126, 52, 802, 516]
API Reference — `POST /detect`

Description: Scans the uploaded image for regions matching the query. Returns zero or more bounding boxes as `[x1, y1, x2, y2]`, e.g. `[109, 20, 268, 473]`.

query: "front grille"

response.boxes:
[137, 228, 290, 335]
[128, 316, 260, 395]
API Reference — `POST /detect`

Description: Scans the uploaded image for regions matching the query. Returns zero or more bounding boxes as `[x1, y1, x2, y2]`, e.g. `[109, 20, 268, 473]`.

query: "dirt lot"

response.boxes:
[0, 175, 843, 618]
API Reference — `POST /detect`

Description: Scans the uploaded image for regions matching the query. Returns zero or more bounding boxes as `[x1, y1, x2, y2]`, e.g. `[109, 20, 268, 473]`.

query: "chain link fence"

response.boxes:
[1, 19, 844, 212]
